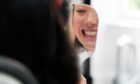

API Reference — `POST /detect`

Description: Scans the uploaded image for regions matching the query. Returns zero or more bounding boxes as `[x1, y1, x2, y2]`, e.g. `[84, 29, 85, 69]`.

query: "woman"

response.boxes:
[0, 0, 79, 84]
[71, 4, 99, 64]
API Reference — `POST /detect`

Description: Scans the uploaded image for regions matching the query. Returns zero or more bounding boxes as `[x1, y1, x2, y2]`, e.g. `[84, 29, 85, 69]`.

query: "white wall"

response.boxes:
[90, 0, 140, 84]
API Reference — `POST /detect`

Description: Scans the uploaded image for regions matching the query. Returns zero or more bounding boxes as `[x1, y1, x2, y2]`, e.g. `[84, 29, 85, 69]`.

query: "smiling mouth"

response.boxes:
[82, 30, 97, 37]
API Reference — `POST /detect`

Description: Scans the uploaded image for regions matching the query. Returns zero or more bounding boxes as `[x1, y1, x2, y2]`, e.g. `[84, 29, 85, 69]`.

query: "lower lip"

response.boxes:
[83, 35, 96, 42]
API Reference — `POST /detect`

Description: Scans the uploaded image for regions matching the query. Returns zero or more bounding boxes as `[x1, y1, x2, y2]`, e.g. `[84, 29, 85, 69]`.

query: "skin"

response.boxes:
[79, 74, 87, 84]
[69, 4, 99, 84]
[72, 4, 98, 51]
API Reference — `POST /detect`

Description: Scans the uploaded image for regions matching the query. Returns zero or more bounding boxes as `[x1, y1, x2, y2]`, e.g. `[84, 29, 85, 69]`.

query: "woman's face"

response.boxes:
[72, 4, 98, 51]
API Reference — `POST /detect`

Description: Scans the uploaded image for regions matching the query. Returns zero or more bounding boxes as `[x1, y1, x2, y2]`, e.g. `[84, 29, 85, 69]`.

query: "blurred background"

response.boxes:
[91, 0, 140, 84]
[72, 0, 140, 84]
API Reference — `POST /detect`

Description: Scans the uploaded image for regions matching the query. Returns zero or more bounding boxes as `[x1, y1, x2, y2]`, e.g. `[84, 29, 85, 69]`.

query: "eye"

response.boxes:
[76, 9, 87, 14]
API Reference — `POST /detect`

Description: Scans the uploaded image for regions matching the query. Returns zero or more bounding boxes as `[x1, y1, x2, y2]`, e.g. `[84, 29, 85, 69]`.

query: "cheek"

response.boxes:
[73, 16, 84, 31]
[72, 17, 80, 34]
[72, 24, 79, 38]
[73, 14, 85, 25]
[72, 15, 85, 41]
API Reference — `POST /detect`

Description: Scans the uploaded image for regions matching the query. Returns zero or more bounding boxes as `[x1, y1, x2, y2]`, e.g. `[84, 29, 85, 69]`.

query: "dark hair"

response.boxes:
[0, 0, 79, 84]
[84, 0, 91, 5]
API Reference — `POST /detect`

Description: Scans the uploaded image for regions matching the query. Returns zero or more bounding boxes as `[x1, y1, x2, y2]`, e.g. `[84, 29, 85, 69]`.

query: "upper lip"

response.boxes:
[82, 26, 98, 31]
[82, 29, 98, 32]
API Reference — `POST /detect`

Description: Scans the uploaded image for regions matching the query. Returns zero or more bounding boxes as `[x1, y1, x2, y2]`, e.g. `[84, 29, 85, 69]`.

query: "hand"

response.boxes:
[79, 74, 87, 84]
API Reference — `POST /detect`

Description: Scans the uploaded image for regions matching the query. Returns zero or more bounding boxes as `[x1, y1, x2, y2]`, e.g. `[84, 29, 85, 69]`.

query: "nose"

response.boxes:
[86, 12, 98, 28]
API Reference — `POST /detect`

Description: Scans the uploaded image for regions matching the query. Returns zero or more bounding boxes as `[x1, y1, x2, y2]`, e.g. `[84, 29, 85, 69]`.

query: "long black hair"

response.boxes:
[0, 0, 79, 84]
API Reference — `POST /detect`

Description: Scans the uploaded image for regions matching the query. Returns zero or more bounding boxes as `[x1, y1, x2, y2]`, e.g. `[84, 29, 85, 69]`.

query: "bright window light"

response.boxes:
[121, 0, 140, 18]
[129, 0, 140, 10]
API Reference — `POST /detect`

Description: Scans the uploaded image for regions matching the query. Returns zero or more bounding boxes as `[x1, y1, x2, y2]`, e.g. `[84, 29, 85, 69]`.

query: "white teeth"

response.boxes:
[85, 31, 96, 36]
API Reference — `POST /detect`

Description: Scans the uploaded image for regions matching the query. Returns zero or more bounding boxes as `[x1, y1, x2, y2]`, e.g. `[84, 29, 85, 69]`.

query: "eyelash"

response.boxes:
[76, 10, 87, 14]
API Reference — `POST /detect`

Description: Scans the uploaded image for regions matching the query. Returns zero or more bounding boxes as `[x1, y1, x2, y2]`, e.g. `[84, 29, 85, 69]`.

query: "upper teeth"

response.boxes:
[85, 31, 96, 36]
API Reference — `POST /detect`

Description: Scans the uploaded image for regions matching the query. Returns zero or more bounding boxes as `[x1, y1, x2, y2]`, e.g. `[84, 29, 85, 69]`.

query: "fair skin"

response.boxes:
[72, 4, 98, 51]
[79, 74, 87, 84]
[70, 4, 99, 84]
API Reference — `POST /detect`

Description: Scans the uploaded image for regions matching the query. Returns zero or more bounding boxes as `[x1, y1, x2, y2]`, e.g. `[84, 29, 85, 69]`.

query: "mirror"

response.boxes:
[70, 4, 99, 52]
[68, 3, 99, 84]
[68, 3, 99, 67]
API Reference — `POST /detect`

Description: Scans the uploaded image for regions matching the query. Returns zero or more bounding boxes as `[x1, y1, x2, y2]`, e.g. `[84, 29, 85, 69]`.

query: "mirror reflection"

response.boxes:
[69, 4, 99, 65]
[69, 4, 99, 84]
[71, 4, 98, 52]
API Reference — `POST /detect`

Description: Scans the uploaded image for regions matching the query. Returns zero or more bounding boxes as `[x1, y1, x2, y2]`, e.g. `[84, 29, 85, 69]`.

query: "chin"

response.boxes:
[85, 47, 94, 51]
[85, 44, 95, 51]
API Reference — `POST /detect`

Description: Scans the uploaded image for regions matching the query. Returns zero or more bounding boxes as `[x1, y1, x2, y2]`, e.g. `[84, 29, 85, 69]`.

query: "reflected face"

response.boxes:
[72, 4, 98, 51]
